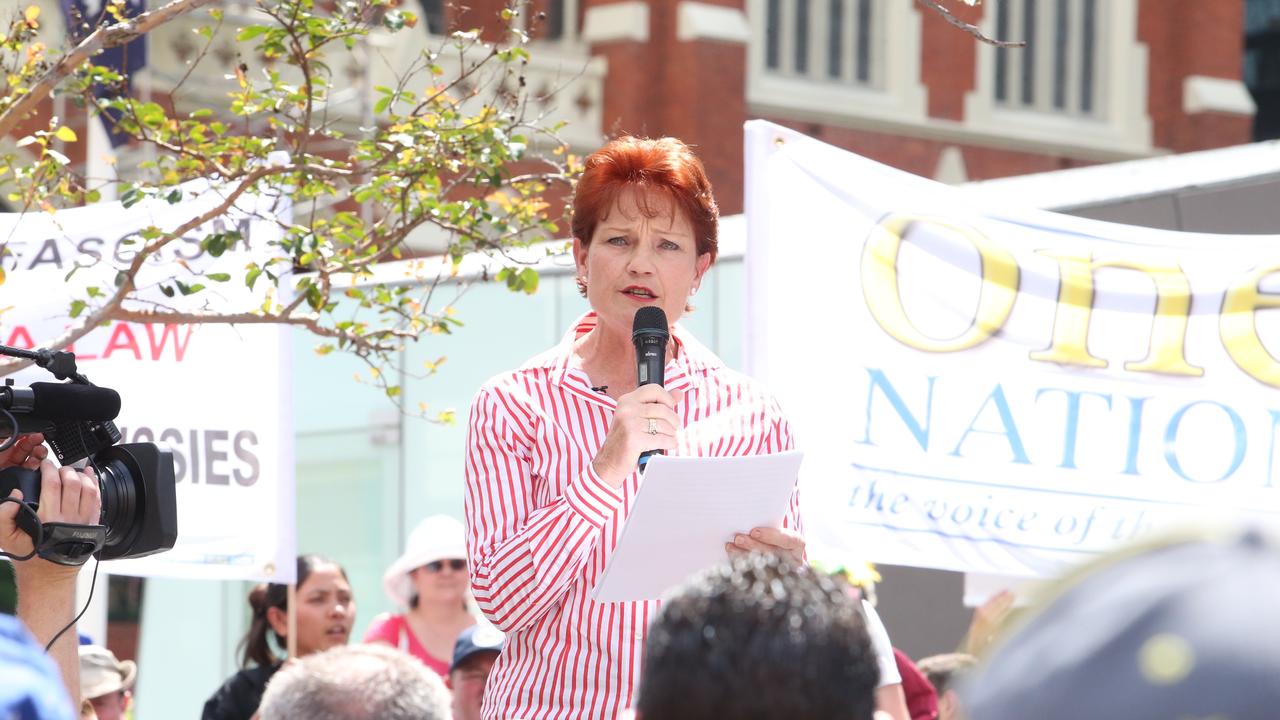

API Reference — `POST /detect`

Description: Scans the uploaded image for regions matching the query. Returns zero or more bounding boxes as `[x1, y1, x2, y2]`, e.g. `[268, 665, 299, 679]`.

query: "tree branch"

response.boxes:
[916, 0, 1026, 48]
[0, 0, 221, 139]
[0, 164, 287, 376]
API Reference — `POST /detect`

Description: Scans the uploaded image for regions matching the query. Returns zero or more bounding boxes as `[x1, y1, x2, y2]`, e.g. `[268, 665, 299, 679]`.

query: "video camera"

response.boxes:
[0, 344, 177, 565]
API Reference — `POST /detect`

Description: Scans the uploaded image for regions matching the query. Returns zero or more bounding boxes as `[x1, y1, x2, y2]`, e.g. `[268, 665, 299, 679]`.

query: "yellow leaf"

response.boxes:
[0, 268, 6, 286]
[235, 65, 247, 88]
[23, 5, 39, 22]
[54, 126, 77, 143]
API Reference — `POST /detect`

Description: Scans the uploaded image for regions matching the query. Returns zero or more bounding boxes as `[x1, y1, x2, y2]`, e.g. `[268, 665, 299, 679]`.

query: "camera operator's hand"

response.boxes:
[0, 432, 48, 471]
[0, 460, 101, 566]
[2, 459, 101, 708]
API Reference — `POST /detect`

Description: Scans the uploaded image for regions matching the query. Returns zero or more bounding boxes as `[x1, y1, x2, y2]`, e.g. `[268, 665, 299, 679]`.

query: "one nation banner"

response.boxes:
[745, 120, 1280, 578]
[0, 180, 296, 583]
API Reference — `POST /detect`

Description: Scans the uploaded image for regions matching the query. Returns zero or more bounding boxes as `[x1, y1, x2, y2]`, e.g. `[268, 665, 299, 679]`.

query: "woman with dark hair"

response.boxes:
[201, 554, 354, 720]
[464, 136, 805, 719]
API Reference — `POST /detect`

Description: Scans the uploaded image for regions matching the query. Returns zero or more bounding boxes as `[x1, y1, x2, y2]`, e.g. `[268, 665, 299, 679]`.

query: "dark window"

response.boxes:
[1246, 0, 1280, 140]
[795, 0, 810, 74]
[856, 0, 872, 83]
[1053, 0, 1069, 109]
[828, 0, 844, 78]
[1081, 0, 1096, 113]
[547, 0, 566, 40]
[766, 0, 782, 69]
[419, 0, 445, 34]
[995, 0, 1010, 102]
[1021, 0, 1036, 105]
[762, 0, 873, 83]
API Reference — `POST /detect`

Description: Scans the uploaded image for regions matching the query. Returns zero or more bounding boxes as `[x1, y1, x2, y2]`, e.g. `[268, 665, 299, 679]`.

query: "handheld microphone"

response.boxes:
[0, 382, 122, 421]
[633, 307, 669, 471]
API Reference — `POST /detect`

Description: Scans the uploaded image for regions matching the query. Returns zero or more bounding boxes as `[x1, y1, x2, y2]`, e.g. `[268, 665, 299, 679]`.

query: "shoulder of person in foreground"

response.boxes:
[0, 614, 76, 720]
[257, 644, 450, 720]
[202, 664, 280, 720]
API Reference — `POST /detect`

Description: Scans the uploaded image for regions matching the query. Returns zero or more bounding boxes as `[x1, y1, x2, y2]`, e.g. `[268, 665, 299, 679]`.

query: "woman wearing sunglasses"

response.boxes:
[365, 515, 476, 677]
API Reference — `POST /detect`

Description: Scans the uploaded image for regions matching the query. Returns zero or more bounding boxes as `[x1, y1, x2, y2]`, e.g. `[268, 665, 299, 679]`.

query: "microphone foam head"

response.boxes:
[632, 306, 669, 342]
[30, 382, 122, 421]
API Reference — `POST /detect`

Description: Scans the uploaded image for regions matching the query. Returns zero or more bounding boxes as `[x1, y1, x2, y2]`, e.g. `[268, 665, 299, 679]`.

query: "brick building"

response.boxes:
[6, 0, 1259, 216]
[563, 0, 1258, 213]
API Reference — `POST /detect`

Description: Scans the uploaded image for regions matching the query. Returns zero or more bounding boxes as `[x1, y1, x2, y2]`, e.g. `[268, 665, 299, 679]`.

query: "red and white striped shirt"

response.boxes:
[464, 313, 801, 720]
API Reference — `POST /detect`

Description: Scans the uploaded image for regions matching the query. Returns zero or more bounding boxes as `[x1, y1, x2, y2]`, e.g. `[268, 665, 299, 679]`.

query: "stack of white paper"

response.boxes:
[592, 451, 804, 603]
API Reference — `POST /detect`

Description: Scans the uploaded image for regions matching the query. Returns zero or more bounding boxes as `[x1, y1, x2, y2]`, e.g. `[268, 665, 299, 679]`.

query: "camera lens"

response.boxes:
[96, 455, 140, 549]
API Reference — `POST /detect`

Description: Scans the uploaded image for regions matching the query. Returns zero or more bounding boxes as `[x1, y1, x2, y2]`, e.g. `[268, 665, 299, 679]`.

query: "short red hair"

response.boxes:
[571, 136, 719, 264]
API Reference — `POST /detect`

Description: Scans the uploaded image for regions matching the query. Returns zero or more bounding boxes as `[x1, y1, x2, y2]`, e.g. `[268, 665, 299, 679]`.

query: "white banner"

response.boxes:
[745, 121, 1280, 578]
[0, 180, 296, 583]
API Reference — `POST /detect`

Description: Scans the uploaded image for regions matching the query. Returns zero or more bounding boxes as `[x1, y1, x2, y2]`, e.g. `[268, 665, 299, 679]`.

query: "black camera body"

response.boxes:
[0, 347, 178, 563]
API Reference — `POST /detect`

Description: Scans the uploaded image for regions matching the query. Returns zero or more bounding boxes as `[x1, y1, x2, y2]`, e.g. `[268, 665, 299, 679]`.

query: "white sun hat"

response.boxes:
[382, 515, 469, 608]
[79, 645, 136, 700]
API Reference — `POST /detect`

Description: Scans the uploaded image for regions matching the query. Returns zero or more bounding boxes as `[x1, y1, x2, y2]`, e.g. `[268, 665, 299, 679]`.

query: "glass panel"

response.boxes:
[419, 0, 445, 34]
[548, 0, 566, 40]
[1246, 0, 1280, 139]
[995, 0, 1010, 102]
[1021, 0, 1036, 105]
[1053, 0, 1068, 110]
[828, 0, 844, 78]
[856, 0, 872, 83]
[1081, 0, 1096, 113]
[766, 0, 782, 70]
[796, 0, 810, 74]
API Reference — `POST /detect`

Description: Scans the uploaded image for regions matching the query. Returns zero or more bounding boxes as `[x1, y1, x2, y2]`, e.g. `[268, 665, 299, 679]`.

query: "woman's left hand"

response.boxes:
[726, 527, 805, 564]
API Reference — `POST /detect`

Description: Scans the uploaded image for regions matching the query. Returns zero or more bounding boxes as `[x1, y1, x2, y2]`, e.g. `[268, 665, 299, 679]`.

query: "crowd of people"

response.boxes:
[4, 134, 1278, 720]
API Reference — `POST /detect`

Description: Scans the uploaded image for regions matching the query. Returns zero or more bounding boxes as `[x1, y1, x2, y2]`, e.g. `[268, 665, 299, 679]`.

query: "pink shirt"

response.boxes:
[464, 313, 801, 719]
[362, 612, 451, 678]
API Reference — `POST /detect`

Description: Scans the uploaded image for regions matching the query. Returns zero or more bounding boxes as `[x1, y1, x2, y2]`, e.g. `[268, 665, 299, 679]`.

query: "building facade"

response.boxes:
[569, 0, 1256, 212]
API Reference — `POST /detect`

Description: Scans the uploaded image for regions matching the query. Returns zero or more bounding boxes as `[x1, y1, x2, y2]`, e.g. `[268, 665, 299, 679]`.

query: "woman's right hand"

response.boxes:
[592, 385, 684, 488]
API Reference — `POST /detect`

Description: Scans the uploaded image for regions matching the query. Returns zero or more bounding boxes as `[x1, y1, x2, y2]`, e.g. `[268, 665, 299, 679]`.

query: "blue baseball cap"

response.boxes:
[450, 624, 505, 673]
[964, 528, 1280, 720]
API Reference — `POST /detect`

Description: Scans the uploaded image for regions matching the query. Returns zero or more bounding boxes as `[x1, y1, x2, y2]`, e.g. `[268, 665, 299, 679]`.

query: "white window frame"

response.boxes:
[964, 0, 1152, 155]
[746, 0, 927, 127]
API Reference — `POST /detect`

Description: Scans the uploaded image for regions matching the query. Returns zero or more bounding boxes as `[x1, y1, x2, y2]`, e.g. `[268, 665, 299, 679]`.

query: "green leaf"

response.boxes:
[203, 234, 227, 257]
[245, 266, 263, 290]
[175, 280, 205, 296]
[519, 267, 539, 295]
[206, 273, 231, 282]
[237, 25, 268, 41]
[69, 300, 86, 318]
[120, 188, 144, 208]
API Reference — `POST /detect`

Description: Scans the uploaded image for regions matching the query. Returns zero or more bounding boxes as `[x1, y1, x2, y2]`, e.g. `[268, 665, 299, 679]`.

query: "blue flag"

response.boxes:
[58, 0, 148, 147]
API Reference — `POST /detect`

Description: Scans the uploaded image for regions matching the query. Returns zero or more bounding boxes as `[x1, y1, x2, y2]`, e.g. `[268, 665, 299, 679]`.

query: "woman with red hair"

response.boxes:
[463, 136, 805, 719]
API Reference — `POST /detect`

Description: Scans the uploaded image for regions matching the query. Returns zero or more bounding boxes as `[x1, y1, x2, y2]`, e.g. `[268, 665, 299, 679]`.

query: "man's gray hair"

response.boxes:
[258, 644, 450, 720]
